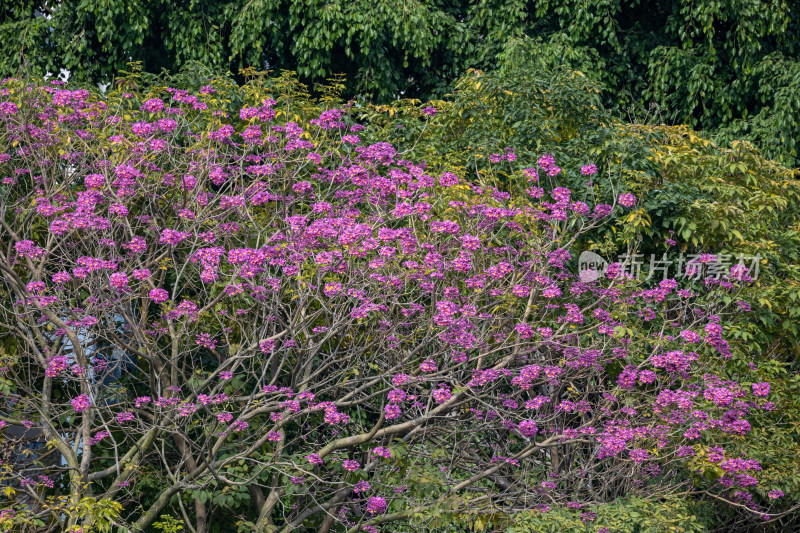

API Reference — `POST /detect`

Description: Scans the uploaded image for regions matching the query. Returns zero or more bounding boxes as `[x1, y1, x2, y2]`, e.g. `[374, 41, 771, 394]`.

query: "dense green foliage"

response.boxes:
[508, 496, 710, 533]
[3, 1, 800, 165]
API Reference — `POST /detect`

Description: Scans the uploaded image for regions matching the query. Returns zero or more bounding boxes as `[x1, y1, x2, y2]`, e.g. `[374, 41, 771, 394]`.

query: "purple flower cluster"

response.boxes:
[365, 496, 387, 515]
[618, 193, 637, 207]
[71, 394, 91, 413]
[0, 81, 777, 529]
[342, 459, 360, 472]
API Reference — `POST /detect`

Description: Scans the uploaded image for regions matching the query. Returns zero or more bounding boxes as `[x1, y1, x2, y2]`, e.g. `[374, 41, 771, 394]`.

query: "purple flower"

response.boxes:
[46, 356, 69, 377]
[306, 453, 323, 465]
[342, 459, 360, 472]
[680, 330, 701, 343]
[260, 339, 277, 353]
[372, 447, 392, 458]
[52, 271, 71, 284]
[15, 240, 45, 258]
[84, 174, 105, 188]
[149, 288, 169, 303]
[323, 282, 342, 297]
[0, 101, 19, 115]
[132, 268, 150, 280]
[592, 204, 613, 218]
[26, 281, 46, 294]
[195, 333, 217, 350]
[117, 411, 135, 423]
[618, 193, 637, 208]
[518, 420, 538, 438]
[109, 272, 129, 291]
[354, 480, 370, 493]
[638, 370, 657, 384]
[229, 420, 248, 432]
[629, 448, 649, 464]
[439, 172, 459, 187]
[704, 386, 735, 407]
[159, 229, 191, 246]
[366, 496, 387, 515]
[89, 430, 108, 445]
[384, 404, 402, 419]
[71, 394, 91, 413]
[141, 98, 165, 113]
[135, 396, 152, 408]
[420, 359, 437, 373]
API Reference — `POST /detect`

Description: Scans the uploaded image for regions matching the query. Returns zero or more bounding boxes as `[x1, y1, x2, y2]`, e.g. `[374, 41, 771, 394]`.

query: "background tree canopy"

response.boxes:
[3, 1, 800, 165]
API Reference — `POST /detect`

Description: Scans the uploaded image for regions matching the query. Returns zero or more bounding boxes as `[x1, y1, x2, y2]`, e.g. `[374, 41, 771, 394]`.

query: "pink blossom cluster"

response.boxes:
[0, 79, 780, 531]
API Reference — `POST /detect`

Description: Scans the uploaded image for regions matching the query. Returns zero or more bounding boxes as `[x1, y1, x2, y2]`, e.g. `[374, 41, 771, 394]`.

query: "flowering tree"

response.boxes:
[0, 76, 787, 532]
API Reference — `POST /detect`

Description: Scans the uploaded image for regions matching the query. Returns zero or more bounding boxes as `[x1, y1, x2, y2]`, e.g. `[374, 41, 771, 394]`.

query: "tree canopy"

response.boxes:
[1, 64, 799, 533]
[3, 1, 800, 165]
